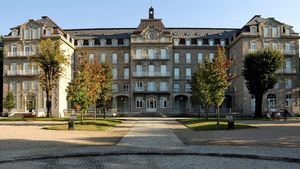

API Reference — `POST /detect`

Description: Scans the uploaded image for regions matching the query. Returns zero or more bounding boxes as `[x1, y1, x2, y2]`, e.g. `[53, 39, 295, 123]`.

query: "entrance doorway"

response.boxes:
[146, 97, 157, 112]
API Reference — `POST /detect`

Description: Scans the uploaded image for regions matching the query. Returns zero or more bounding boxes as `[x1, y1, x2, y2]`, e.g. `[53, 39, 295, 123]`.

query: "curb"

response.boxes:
[0, 152, 300, 164]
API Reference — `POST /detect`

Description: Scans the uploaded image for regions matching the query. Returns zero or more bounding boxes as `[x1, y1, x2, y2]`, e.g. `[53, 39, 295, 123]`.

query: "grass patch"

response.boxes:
[0, 117, 68, 121]
[43, 119, 122, 131]
[178, 118, 256, 131]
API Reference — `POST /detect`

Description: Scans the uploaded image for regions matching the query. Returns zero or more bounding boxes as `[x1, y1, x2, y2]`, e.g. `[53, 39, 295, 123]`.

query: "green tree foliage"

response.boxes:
[210, 47, 231, 125]
[3, 91, 15, 112]
[242, 48, 284, 118]
[31, 39, 68, 117]
[191, 47, 231, 124]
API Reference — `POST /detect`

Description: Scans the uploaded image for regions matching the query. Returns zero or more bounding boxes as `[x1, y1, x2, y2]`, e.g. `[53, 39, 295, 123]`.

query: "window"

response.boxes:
[186, 68, 191, 79]
[209, 53, 214, 62]
[174, 53, 179, 63]
[160, 97, 167, 108]
[274, 82, 279, 89]
[272, 26, 278, 37]
[89, 53, 94, 63]
[286, 79, 292, 89]
[112, 84, 118, 92]
[136, 48, 142, 59]
[209, 40, 214, 46]
[10, 63, 17, 74]
[197, 53, 203, 63]
[100, 53, 106, 63]
[124, 68, 129, 79]
[24, 28, 30, 39]
[251, 95, 256, 111]
[112, 68, 117, 80]
[112, 53, 117, 63]
[112, 39, 118, 46]
[136, 97, 143, 108]
[124, 84, 129, 92]
[23, 62, 30, 74]
[77, 40, 83, 47]
[250, 26, 257, 34]
[174, 68, 179, 79]
[23, 81, 29, 91]
[185, 84, 191, 92]
[267, 94, 277, 112]
[100, 39, 106, 46]
[160, 48, 167, 59]
[148, 49, 155, 59]
[220, 40, 225, 46]
[11, 44, 17, 54]
[264, 26, 269, 37]
[250, 42, 257, 51]
[124, 39, 129, 46]
[136, 65, 142, 76]
[186, 53, 191, 63]
[264, 42, 269, 48]
[124, 53, 129, 63]
[285, 43, 291, 51]
[197, 39, 203, 46]
[185, 39, 191, 46]
[89, 40, 94, 47]
[286, 94, 292, 108]
[174, 83, 180, 92]
[161, 65, 167, 76]
[24, 45, 31, 55]
[160, 82, 168, 91]
[32, 28, 39, 39]
[148, 65, 154, 76]
[12, 29, 18, 37]
[174, 39, 179, 46]
[137, 82, 143, 91]
[32, 80, 38, 90]
[10, 81, 16, 91]
[285, 28, 290, 36]
[272, 43, 278, 49]
[285, 60, 292, 73]
[45, 28, 52, 36]
[147, 82, 156, 91]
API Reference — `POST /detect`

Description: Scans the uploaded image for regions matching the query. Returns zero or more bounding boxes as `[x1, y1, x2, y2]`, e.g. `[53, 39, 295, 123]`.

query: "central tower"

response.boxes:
[149, 7, 154, 19]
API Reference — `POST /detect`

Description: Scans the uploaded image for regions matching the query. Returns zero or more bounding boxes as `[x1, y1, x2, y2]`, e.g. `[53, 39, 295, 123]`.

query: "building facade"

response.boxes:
[2, 8, 300, 117]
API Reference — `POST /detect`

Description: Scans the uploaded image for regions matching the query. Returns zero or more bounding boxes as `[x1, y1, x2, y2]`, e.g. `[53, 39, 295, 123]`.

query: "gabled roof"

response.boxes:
[245, 15, 266, 26]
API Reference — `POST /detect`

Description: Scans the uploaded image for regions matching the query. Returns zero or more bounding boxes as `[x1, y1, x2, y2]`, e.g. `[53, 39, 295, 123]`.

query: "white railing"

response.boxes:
[276, 68, 297, 74]
[133, 55, 169, 60]
[283, 50, 296, 55]
[5, 69, 39, 76]
[6, 51, 35, 57]
[134, 87, 144, 92]
[132, 71, 171, 77]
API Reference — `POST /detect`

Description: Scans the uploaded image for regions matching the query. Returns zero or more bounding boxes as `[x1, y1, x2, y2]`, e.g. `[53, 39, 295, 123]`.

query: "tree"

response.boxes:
[97, 62, 113, 119]
[209, 47, 231, 125]
[31, 39, 68, 117]
[3, 91, 15, 112]
[66, 72, 91, 124]
[242, 48, 284, 118]
[191, 61, 212, 119]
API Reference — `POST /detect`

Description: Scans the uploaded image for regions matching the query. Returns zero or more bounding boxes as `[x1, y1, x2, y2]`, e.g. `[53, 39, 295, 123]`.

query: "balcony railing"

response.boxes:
[132, 71, 171, 77]
[173, 87, 192, 93]
[5, 69, 39, 76]
[113, 89, 130, 93]
[276, 68, 297, 74]
[6, 51, 36, 57]
[133, 55, 169, 60]
[283, 50, 296, 55]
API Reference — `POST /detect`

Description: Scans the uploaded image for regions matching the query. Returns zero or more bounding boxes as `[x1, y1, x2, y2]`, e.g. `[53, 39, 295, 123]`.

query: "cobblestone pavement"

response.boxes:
[1, 118, 300, 168]
[1, 154, 299, 169]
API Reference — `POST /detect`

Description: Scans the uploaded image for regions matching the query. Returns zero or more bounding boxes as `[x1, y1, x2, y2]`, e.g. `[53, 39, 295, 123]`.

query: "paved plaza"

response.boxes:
[0, 118, 300, 168]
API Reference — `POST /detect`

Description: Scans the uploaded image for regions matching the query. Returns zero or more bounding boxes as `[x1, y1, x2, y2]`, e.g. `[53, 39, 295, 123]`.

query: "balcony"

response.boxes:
[5, 70, 39, 76]
[173, 87, 192, 93]
[133, 87, 170, 93]
[132, 71, 171, 77]
[113, 89, 130, 93]
[6, 51, 36, 57]
[133, 55, 169, 60]
[283, 50, 296, 55]
[276, 68, 297, 74]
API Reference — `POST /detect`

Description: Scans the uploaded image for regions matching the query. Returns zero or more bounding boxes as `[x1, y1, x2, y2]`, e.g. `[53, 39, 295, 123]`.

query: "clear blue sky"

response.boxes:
[1, 0, 300, 35]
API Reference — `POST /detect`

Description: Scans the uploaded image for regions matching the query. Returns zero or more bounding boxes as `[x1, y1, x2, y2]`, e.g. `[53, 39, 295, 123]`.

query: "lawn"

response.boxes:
[0, 117, 68, 121]
[179, 118, 256, 131]
[43, 119, 122, 131]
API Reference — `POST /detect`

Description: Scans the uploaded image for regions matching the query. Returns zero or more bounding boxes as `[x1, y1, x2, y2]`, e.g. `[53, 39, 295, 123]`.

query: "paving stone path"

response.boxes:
[117, 119, 184, 148]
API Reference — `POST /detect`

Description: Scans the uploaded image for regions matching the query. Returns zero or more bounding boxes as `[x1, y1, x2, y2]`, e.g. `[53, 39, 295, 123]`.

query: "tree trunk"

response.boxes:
[206, 107, 209, 121]
[94, 101, 97, 121]
[216, 106, 220, 125]
[255, 93, 263, 118]
[103, 107, 106, 119]
[80, 110, 83, 125]
[46, 89, 51, 118]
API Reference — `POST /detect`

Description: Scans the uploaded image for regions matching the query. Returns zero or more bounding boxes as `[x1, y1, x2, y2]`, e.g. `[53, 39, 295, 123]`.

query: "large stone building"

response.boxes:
[2, 7, 300, 117]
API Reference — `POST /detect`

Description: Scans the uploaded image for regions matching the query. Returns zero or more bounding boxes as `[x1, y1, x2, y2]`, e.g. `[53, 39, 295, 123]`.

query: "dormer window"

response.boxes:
[112, 39, 118, 46]
[45, 28, 52, 36]
[89, 39, 95, 47]
[11, 29, 18, 37]
[77, 40, 83, 47]
[272, 26, 278, 37]
[185, 39, 191, 46]
[174, 39, 179, 46]
[285, 27, 290, 35]
[264, 26, 269, 37]
[250, 26, 257, 34]
[32, 28, 40, 39]
[209, 39, 214, 46]
[197, 39, 203, 46]
[220, 40, 225, 46]
[24, 28, 30, 39]
[100, 39, 106, 46]
[124, 39, 129, 46]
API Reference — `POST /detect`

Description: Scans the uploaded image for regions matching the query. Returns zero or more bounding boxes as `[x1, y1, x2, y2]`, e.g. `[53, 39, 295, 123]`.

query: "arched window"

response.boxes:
[267, 94, 276, 112]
